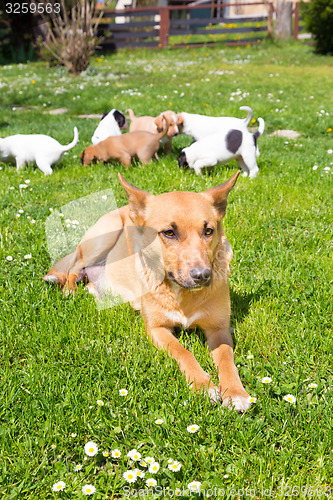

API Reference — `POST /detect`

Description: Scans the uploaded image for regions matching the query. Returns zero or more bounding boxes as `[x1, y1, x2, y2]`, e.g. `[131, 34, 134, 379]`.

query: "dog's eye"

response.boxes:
[204, 227, 214, 237]
[162, 229, 176, 238]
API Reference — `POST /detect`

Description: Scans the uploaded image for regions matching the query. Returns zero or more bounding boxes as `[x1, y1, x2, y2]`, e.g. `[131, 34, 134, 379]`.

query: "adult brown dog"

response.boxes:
[43, 171, 251, 412]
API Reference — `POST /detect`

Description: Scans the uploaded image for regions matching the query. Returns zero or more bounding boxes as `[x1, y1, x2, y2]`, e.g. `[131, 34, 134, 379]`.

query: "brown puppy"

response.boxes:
[80, 114, 170, 168]
[43, 171, 251, 412]
[127, 109, 180, 154]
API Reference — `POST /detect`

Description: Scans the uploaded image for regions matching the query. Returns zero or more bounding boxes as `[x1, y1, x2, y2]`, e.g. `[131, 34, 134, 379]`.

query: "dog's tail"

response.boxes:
[253, 118, 265, 155]
[127, 108, 136, 121]
[61, 126, 79, 152]
[239, 106, 253, 126]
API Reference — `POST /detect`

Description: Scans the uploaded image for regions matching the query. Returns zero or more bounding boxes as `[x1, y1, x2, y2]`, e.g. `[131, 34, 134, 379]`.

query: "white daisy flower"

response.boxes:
[139, 459, 147, 467]
[25, 179, 30, 184]
[155, 418, 164, 425]
[145, 478, 157, 487]
[102, 451, 109, 457]
[19, 184, 27, 189]
[134, 468, 145, 478]
[312, 165, 318, 170]
[24, 254, 32, 260]
[9, 186, 15, 190]
[6, 256, 13, 261]
[145, 456, 155, 464]
[168, 461, 182, 472]
[16, 214, 20, 218]
[30, 219, 36, 224]
[248, 396, 257, 404]
[123, 470, 137, 483]
[187, 424, 200, 433]
[327, 149, 333, 154]
[96, 400, 104, 406]
[127, 449, 141, 461]
[18, 209, 24, 214]
[52, 481, 66, 491]
[175, 488, 182, 496]
[283, 394, 296, 403]
[82, 484, 96, 495]
[51, 444, 56, 449]
[71, 433, 77, 437]
[188, 481, 201, 493]
[49, 208, 54, 212]
[261, 377, 272, 384]
[74, 464, 83, 471]
[308, 383, 318, 389]
[111, 449, 121, 458]
[84, 441, 98, 456]
[246, 354, 254, 359]
[119, 388, 128, 396]
[148, 462, 160, 474]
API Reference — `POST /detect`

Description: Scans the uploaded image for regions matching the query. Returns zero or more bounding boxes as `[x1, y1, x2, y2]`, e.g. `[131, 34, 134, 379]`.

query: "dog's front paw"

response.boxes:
[222, 389, 253, 413]
[208, 386, 222, 405]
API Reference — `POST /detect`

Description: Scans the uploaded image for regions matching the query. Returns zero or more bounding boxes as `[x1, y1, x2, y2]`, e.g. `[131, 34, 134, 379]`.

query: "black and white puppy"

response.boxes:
[177, 106, 253, 142]
[0, 127, 78, 175]
[91, 109, 128, 145]
[178, 117, 264, 179]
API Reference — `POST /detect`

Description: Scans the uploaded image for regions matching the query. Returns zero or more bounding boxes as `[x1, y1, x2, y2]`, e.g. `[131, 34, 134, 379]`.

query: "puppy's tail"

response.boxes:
[127, 108, 136, 121]
[253, 118, 265, 155]
[239, 106, 253, 126]
[62, 126, 79, 152]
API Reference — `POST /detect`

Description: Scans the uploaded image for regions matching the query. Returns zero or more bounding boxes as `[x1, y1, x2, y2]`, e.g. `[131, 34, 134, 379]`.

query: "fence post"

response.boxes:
[293, 2, 299, 40]
[159, 7, 170, 48]
[267, 3, 274, 39]
[275, 1, 293, 40]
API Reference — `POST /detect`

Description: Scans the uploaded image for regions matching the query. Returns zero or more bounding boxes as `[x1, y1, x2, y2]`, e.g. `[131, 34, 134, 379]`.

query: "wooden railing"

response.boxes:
[97, 2, 274, 50]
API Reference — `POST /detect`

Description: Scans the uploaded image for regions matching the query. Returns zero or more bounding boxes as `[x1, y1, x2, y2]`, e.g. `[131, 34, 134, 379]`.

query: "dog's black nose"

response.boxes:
[189, 266, 211, 285]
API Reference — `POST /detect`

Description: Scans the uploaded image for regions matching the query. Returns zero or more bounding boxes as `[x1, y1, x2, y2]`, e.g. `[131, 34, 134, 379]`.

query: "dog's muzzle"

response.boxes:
[189, 266, 212, 287]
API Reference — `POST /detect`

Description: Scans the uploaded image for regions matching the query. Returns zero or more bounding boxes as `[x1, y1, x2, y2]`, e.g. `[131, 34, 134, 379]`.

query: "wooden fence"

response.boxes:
[97, 2, 275, 50]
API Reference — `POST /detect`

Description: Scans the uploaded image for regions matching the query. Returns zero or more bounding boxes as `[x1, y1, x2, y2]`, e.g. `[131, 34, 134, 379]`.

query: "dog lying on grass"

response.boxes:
[43, 171, 252, 412]
[0, 127, 78, 175]
[81, 115, 170, 167]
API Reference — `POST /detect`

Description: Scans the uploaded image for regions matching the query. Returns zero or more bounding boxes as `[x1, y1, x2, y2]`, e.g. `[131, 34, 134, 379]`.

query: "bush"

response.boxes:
[40, 0, 103, 75]
[301, 0, 333, 55]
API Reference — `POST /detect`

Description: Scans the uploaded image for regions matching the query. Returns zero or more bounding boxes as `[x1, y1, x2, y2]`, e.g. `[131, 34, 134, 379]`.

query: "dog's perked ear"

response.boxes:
[202, 170, 241, 220]
[118, 173, 153, 225]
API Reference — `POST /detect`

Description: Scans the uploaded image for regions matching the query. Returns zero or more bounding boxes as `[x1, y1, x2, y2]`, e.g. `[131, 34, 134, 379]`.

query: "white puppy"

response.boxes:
[91, 109, 128, 145]
[0, 127, 79, 175]
[177, 106, 253, 141]
[178, 117, 265, 179]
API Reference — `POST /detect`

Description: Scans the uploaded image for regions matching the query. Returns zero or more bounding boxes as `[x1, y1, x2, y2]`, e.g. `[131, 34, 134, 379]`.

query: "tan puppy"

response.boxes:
[80, 115, 170, 168]
[127, 108, 180, 154]
[43, 171, 252, 412]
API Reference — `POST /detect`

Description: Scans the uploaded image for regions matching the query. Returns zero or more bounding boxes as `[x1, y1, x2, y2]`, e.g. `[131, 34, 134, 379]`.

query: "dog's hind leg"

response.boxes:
[15, 158, 25, 171]
[36, 158, 53, 175]
[238, 151, 259, 179]
[147, 325, 220, 403]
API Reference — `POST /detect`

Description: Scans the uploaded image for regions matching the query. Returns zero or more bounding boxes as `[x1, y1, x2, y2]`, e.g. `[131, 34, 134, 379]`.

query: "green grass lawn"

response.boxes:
[0, 41, 332, 499]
